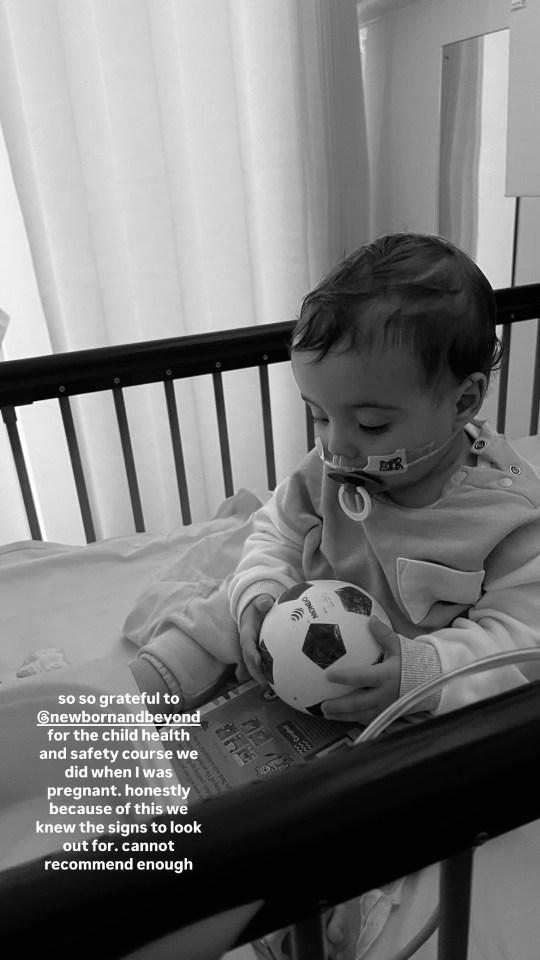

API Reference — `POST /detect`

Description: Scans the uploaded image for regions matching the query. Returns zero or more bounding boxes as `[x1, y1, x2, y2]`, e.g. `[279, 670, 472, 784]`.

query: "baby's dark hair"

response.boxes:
[292, 233, 502, 390]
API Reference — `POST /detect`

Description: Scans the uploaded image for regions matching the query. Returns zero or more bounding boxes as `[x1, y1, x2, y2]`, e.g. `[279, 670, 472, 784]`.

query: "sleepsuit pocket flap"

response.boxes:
[397, 557, 485, 625]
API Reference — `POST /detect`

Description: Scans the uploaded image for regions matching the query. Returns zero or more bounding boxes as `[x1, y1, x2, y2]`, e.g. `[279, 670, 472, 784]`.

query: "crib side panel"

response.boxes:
[1, 285, 540, 543]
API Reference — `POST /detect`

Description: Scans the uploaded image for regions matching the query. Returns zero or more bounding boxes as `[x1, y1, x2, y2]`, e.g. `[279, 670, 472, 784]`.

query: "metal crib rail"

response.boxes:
[0, 321, 294, 406]
[1, 679, 540, 959]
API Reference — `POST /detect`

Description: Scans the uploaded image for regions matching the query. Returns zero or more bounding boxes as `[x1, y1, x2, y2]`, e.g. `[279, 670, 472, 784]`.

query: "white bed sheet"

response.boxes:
[0, 488, 264, 684]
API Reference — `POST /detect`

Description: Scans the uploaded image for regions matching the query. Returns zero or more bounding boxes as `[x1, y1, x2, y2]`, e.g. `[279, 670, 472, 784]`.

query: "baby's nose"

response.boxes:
[327, 425, 360, 462]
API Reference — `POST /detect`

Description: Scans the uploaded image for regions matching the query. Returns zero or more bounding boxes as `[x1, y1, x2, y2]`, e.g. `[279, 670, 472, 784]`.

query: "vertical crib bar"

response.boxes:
[510, 197, 521, 288]
[213, 369, 234, 497]
[1, 406, 43, 540]
[529, 318, 540, 436]
[58, 395, 96, 543]
[289, 910, 328, 960]
[305, 404, 315, 451]
[259, 363, 276, 489]
[112, 387, 145, 533]
[163, 379, 192, 525]
[437, 848, 474, 960]
[496, 323, 512, 434]
[498, 197, 520, 435]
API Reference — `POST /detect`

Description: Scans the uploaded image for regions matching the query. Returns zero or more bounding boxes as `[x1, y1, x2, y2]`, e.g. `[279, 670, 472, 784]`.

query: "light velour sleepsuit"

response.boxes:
[228, 420, 540, 715]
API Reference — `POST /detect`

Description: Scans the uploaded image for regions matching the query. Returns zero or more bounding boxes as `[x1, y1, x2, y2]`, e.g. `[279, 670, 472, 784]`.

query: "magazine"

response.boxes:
[169, 680, 362, 802]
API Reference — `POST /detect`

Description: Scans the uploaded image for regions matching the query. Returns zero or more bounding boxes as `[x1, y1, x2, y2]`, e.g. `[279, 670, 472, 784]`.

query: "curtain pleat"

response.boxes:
[0, 0, 369, 542]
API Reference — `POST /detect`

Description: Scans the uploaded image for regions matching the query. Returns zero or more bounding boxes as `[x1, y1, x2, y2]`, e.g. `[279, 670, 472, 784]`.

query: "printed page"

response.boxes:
[169, 681, 362, 801]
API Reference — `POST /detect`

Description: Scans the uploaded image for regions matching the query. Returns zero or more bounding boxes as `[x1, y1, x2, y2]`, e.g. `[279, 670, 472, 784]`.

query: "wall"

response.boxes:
[506, 0, 540, 196]
[357, 0, 540, 441]
[358, 0, 509, 236]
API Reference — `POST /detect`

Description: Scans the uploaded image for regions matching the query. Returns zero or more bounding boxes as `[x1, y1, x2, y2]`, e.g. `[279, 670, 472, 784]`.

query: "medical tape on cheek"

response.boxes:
[363, 428, 466, 475]
[364, 450, 408, 473]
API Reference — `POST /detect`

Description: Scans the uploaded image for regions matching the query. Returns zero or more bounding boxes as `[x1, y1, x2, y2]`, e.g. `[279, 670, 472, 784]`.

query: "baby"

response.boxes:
[229, 232, 540, 727]
[131, 232, 540, 958]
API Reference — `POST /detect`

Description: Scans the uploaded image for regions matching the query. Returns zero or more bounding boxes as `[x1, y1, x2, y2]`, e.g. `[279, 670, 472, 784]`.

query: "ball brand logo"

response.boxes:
[290, 607, 304, 621]
[302, 596, 318, 619]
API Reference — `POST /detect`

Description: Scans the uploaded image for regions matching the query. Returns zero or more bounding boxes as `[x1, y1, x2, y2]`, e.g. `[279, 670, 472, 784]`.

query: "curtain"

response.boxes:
[0, 0, 369, 543]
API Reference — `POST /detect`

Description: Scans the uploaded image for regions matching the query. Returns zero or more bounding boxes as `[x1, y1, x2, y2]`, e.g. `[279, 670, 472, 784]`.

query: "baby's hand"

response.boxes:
[322, 616, 401, 725]
[236, 594, 275, 686]
[325, 898, 361, 960]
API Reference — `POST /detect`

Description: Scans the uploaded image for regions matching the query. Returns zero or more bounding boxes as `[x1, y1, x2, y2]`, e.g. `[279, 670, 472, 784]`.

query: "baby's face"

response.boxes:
[292, 346, 465, 493]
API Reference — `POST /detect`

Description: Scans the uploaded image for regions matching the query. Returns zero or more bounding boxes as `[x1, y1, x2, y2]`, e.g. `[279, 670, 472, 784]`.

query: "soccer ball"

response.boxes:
[257, 579, 390, 715]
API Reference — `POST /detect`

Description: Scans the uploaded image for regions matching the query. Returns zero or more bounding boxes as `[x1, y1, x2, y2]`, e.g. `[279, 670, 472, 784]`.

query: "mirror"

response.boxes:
[438, 29, 516, 288]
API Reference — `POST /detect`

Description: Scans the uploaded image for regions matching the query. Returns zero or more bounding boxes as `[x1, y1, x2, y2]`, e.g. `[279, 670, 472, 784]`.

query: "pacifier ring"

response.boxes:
[338, 482, 372, 521]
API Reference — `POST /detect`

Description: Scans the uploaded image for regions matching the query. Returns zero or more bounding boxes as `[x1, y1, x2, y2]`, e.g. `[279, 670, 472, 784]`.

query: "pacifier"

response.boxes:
[328, 472, 373, 521]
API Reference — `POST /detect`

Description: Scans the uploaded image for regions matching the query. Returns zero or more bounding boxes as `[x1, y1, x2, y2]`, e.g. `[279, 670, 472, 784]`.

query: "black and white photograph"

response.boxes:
[1, 1, 540, 958]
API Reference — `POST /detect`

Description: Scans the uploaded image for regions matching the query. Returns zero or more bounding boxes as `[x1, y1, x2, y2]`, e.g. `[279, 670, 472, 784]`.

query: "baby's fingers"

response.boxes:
[237, 595, 274, 686]
[326, 901, 361, 960]
[326, 904, 356, 960]
[326, 904, 346, 945]
[322, 687, 381, 723]
[237, 633, 266, 685]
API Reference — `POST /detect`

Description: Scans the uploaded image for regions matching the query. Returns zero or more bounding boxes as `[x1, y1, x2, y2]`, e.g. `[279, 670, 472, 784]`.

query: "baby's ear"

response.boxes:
[456, 372, 487, 420]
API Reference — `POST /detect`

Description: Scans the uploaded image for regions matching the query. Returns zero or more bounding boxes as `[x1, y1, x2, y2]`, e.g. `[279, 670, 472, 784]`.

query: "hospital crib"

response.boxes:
[1, 282, 540, 960]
